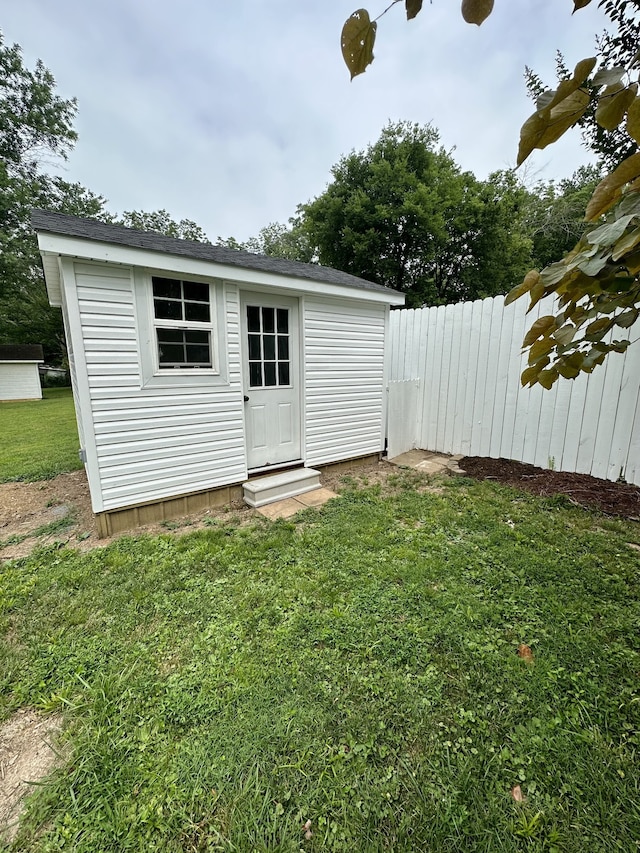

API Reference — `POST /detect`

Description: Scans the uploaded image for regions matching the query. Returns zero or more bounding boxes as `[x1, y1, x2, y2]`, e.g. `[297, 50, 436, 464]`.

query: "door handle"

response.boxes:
[244, 395, 249, 402]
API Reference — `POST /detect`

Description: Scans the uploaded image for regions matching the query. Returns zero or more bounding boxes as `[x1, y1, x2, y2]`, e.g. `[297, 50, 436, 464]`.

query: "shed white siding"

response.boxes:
[0, 362, 42, 401]
[69, 261, 246, 512]
[303, 297, 387, 466]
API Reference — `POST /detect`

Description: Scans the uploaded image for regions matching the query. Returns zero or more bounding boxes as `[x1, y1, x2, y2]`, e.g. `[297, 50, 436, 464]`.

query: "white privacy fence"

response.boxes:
[387, 294, 640, 486]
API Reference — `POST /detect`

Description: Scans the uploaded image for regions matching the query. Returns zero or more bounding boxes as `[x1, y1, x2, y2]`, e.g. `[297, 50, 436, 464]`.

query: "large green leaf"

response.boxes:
[592, 66, 626, 87]
[341, 10, 377, 81]
[406, 0, 423, 20]
[613, 226, 640, 260]
[626, 96, 640, 144]
[523, 315, 556, 348]
[615, 308, 639, 328]
[461, 0, 494, 26]
[586, 153, 640, 220]
[587, 214, 637, 246]
[557, 352, 584, 379]
[518, 57, 595, 165]
[595, 83, 638, 132]
[504, 269, 539, 306]
[553, 324, 577, 346]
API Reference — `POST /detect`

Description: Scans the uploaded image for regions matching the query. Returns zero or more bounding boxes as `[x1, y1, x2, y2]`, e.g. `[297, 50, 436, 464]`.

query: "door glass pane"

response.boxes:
[246, 304, 292, 389]
[263, 334, 276, 361]
[247, 306, 260, 332]
[262, 307, 275, 333]
[278, 362, 290, 386]
[264, 362, 277, 386]
[249, 362, 262, 387]
[248, 334, 261, 360]
[277, 309, 288, 334]
[277, 335, 289, 360]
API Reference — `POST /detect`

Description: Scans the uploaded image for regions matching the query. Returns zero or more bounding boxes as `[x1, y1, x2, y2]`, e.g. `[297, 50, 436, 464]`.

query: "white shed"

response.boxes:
[0, 345, 44, 401]
[32, 210, 404, 534]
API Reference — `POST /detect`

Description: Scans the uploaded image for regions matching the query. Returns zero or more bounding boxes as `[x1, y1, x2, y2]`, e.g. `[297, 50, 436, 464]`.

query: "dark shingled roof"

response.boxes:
[0, 344, 44, 362]
[31, 210, 401, 297]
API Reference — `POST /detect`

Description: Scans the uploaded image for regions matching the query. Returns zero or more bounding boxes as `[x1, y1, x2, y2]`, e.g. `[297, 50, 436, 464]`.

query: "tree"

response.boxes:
[217, 219, 314, 262]
[118, 209, 211, 243]
[298, 122, 532, 306]
[0, 178, 109, 361]
[523, 165, 602, 269]
[341, 0, 640, 388]
[0, 31, 111, 363]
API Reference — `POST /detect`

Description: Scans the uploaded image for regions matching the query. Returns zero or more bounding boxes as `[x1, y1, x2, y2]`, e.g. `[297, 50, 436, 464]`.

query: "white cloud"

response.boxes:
[3, 0, 611, 241]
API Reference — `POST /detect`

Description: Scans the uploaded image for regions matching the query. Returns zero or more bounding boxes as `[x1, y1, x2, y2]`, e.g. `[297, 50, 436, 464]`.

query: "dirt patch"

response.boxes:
[0, 709, 63, 845]
[460, 456, 640, 520]
[0, 460, 396, 562]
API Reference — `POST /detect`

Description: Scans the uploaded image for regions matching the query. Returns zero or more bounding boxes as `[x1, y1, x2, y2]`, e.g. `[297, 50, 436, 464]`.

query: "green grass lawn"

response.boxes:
[1, 472, 639, 851]
[0, 388, 83, 482]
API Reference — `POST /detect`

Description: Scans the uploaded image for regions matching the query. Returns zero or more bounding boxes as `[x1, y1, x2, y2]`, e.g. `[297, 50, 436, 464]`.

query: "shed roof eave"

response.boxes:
[35, 232, 406, 306]
[31, 209, 405, 305]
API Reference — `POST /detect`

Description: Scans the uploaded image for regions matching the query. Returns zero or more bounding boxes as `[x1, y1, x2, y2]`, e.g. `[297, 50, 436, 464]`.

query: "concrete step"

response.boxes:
[243, 467, 321, 508]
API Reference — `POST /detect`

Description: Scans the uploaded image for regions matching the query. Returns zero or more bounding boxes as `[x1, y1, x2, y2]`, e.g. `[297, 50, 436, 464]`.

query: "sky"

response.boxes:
[3, 0, 611, 243]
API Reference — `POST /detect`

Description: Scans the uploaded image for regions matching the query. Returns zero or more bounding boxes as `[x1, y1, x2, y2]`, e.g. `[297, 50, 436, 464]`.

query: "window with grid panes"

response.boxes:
[246, 306, 290, 387]
[152, 276, 213, 369]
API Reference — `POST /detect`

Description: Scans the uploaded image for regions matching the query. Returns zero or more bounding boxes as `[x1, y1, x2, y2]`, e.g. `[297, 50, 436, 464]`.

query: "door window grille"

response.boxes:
[247, 306, 290, 387]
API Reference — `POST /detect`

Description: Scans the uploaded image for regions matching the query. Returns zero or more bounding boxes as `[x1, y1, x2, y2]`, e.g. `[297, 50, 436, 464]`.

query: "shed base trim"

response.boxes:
[96, 484, 244, 538]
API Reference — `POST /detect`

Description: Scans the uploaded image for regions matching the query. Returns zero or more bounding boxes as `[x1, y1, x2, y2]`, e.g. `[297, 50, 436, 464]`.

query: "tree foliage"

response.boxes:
[524, 165, 602, 269]
[217, 219, 314, 262]
[118, 209, 211, 243]
[298, 122, 532, 306]
[341, 0, 640, 388]
[0, 31, 111, 363]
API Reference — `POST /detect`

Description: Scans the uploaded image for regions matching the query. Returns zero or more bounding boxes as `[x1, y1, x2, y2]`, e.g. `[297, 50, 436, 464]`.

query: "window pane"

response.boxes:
[278, 362, 290, 385]
[249, 362, 262, 387]
[185, 330, 209, 345]
[158, 343, 185, 365]
[248, 334, 261, 360]
[186, 344, 211, 365]
[153, 277, 181, 299]
[277, 309, 288, 334]
[183, 281, 209, 302]
[264, 362, 277, 386]
[157, 328, 184, 343]
[277, 335, 289, 360]
[247, 306, 260, 332]
[154, 299, 183, 320]
[263, 334, 276, 361]
[262, 307, 275, 333]
[185, 301, 210, 322]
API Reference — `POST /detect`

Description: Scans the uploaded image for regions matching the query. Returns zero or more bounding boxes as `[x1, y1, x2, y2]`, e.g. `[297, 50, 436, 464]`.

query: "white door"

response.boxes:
[241, 293, 301, 470]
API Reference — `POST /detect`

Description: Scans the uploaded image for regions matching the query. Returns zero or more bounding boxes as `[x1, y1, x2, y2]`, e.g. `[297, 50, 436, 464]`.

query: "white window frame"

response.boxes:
[134, 268, 228, 389]
[152, 275, 215, 371]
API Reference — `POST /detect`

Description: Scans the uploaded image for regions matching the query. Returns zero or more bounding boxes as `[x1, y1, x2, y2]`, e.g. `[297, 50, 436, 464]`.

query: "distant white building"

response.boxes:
[33, 210, 404, 535]
[0, 344, 44, 401]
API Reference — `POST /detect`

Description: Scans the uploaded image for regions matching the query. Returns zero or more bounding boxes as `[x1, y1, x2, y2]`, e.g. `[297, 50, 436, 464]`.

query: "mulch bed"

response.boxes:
[460, 456, 640, 520]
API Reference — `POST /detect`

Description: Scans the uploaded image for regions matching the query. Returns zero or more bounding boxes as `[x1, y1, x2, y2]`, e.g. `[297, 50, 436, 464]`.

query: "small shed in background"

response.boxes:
[0, 345, 44, 401]
[32, 210, 404, 534]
